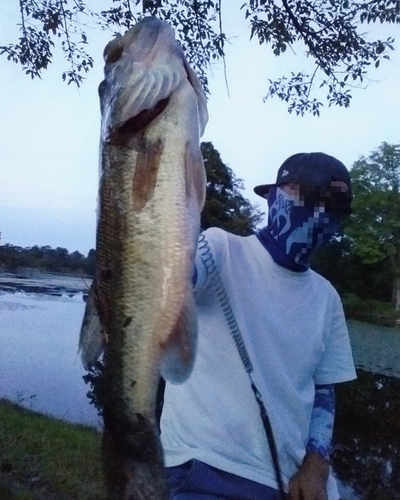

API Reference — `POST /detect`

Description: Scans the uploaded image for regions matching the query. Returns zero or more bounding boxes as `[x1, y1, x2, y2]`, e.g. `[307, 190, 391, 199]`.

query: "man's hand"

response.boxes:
[288, 452, 329, 500]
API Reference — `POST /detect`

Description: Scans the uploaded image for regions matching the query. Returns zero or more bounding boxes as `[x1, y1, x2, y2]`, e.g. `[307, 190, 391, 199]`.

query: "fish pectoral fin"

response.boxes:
[78, 282, 105, 370]
[159, 290, 197, 384]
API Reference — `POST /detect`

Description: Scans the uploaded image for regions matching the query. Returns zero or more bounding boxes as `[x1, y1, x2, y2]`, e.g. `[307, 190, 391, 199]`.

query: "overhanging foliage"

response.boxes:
[1, 0, 399, 114]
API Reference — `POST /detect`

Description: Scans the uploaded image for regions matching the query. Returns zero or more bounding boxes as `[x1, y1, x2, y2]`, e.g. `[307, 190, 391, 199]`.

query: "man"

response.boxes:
[160, 152, 357, 500]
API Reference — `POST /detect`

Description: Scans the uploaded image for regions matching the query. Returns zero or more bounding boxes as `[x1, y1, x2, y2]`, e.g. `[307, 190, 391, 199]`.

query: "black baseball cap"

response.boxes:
[254, 152, 352, 198]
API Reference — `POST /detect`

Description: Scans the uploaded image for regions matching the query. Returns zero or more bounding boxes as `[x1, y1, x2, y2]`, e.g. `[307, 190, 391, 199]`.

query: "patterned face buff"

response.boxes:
[258, 186, 342, 271]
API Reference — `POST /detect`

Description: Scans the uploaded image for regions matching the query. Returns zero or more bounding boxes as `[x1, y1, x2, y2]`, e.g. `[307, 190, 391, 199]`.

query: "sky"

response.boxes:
[1, 1, 400, 254]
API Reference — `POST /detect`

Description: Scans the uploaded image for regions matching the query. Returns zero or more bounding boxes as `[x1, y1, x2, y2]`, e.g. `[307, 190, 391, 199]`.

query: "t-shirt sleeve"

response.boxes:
[193, 227, 228, 296]
[314, 290, 357, 385]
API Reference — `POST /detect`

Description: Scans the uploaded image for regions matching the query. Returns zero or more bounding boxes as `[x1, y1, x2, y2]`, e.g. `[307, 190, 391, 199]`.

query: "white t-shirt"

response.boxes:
[160, 228, 356, 498]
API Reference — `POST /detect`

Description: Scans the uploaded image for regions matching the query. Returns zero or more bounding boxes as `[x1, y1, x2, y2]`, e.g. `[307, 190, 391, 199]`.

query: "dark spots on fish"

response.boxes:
[132, 139, 164, 212]
[100, 268, 112, 281]
[130, 380, 136, 388]
[123, 316, 132, 328]
[103, 406, 161, 461]
[118, 97, 170, 136]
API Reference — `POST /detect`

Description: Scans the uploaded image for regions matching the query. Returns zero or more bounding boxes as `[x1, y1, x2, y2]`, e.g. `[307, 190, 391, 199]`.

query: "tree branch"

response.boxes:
[280, 0, 317, 56]
[58, 0, 73, 55]
[218, 0, 230, 97]
[19, 0, 27, 38]
[306, 63, 320, 100]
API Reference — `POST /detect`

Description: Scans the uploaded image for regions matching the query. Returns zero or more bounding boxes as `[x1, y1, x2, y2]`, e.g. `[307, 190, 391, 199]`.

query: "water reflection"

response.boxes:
[0, 271, 91, 298]
[0, 272, 99, 427]
[348, 319, 400, 378]
[333, 370, 400, 500]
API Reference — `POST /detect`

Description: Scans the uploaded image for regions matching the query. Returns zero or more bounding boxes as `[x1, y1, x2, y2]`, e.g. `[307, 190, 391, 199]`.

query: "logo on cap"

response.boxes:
[281, 169, 289, 177]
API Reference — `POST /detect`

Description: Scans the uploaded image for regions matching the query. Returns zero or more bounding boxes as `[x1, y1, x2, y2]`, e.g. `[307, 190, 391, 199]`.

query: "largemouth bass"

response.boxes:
[79, 16, 208, 500]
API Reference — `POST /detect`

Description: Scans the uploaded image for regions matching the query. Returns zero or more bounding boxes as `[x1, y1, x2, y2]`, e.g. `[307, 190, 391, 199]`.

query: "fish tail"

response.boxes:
[102, 405, 168, 500]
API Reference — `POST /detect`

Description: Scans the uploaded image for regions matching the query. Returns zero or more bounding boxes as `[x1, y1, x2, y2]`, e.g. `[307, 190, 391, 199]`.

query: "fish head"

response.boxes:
[99, 16, 208, 145]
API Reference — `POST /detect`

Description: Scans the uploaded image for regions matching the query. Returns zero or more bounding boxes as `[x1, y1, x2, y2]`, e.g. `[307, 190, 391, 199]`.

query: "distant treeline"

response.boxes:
[2, 141, 400, 324]
[0, 244, 95, 276]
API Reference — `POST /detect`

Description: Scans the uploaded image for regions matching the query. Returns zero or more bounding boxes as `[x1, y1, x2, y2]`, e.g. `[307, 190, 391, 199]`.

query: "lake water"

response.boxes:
[1, 272, 400, 499]
[0, 272, 100, 428]
[347, 319, 400, 377]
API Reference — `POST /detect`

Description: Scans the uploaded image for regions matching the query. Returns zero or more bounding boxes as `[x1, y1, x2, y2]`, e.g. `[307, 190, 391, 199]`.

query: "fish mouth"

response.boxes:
[118, 97, 170, 136]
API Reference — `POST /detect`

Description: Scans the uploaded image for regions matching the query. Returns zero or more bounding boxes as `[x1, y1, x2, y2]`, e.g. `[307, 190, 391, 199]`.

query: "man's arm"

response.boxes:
[288, 384, 334, 500]
[306, 384, 335, 460]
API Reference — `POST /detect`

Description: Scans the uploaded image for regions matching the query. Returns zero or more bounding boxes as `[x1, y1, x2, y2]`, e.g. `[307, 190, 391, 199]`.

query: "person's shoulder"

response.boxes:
[202, 227, 255, 249]
[201, 227, 228, 247]
[308, 267, 332, 288]
[199, 228, 230, 267]
[202, 227, 250, 243]
[202, 226, 227, 239]
[308, 268, 340, 298]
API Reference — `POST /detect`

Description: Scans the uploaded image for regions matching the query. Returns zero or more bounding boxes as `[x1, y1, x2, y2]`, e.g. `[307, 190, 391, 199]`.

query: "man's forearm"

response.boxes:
[306, 384, 335, 460]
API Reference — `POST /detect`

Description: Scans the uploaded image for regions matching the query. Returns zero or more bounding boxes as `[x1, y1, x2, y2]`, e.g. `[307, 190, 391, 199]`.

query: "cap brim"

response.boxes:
[253, 184, 275, 198]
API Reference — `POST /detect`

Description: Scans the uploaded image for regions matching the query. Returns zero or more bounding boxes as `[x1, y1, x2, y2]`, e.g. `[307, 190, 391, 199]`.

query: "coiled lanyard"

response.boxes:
[198, 233, 286, 499]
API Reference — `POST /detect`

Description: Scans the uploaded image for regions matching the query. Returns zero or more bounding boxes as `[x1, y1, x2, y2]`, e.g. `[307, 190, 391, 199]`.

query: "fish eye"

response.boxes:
[106, 45, 123, 64]
[104, 38, 124, 64]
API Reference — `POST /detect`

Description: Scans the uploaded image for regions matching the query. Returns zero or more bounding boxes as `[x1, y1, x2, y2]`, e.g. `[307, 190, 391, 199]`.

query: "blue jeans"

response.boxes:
[166, 460, 285, 500]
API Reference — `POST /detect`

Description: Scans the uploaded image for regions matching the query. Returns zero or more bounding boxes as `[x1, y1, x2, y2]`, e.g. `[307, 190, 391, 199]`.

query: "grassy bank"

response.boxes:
[0, 399, 104, 500]
[342, 294, 400, 327]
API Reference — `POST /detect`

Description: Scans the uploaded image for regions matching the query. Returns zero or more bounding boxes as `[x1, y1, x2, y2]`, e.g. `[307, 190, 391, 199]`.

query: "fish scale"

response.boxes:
[79, 16, 208, 500]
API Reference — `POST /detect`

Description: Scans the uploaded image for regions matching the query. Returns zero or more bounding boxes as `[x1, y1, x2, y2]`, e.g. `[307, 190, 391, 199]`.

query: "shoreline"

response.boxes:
[0, 398, 104, 500]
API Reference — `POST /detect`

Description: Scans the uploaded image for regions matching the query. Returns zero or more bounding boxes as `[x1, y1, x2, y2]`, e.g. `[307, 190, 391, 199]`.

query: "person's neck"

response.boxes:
[256, 227, 310, 273]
